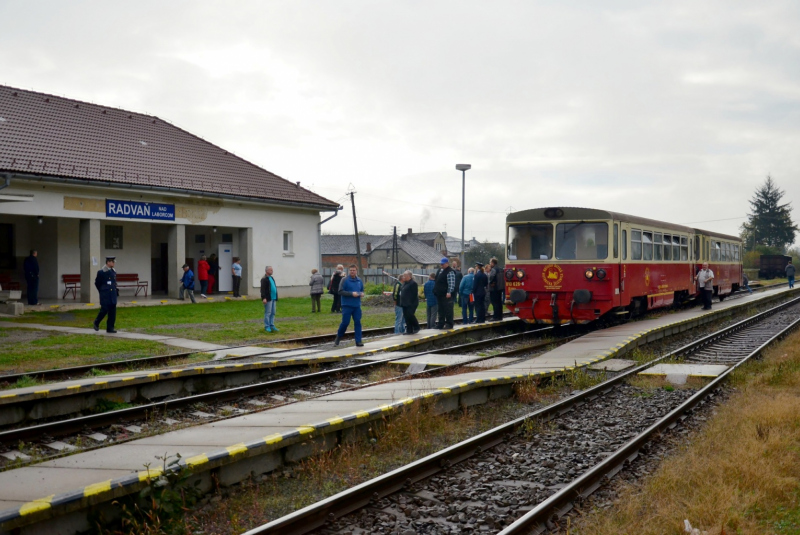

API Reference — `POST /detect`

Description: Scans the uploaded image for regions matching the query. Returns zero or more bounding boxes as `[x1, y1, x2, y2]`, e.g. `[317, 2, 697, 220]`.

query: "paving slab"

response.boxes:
[161, 338, 227, 351]
[39, 444, 207, 471]
[640, 363, 729, 377]
[462, 357, 524, 368]
[378, 353, 491, 367]
[589, 359, 637, 372]
[0, 467, 133, 502]
[134, 425, 293, 447]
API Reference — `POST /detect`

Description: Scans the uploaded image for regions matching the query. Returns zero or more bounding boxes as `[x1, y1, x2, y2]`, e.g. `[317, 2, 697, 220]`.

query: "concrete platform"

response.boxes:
[589, 359, 637, 372]
[640, 363, 729, 377]
[0, 287, 796, 533]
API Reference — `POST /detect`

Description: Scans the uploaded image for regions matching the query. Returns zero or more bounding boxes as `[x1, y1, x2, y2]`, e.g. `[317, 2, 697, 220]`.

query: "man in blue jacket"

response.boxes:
[473, 262, 488, 323]
[93, 256, 118, 333]
[179, 264, 197, 303]
[335, 264, 365, 347]
[423, 272, 437, 329]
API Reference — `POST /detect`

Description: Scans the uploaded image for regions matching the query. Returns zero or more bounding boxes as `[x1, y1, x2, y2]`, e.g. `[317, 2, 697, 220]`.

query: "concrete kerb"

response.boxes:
[2, 295, 794, 532]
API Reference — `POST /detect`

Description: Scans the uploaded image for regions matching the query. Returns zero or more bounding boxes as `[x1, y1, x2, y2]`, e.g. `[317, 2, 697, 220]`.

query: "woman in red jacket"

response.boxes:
[197, 255, 210, 298]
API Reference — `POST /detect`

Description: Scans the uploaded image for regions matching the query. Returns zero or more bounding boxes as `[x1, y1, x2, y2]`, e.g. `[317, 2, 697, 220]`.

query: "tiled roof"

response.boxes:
[372, 237, 444, 265]
[0, 85, 338, 209]
[321, 234, 389, 255]
[407, 231, 442, 241]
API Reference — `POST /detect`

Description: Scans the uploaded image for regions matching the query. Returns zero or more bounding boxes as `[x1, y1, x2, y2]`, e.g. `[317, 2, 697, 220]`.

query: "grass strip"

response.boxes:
[572, 328, 800, 535]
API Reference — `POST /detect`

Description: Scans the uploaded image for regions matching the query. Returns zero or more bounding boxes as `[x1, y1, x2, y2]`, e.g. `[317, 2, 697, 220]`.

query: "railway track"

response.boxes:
[0, 326, 565, 467]
[246, 296, 800, 535]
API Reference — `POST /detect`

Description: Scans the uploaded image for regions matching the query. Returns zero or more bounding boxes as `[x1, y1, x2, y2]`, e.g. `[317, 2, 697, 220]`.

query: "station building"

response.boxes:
[0, 85, 340, 303]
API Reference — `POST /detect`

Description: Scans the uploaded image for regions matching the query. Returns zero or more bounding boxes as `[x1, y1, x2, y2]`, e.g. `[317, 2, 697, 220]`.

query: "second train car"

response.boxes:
[503, 207, 743, 324]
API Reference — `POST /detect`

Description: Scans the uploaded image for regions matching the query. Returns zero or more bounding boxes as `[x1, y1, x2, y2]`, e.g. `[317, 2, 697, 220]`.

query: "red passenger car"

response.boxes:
[503, 208, 743, 325]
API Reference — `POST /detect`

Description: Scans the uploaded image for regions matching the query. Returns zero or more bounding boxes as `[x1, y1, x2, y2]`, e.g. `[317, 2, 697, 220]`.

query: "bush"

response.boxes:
[364, 282, 390, 295]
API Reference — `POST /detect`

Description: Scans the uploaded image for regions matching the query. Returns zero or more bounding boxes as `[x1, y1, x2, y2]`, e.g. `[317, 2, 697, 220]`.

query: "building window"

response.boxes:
[195, 234, 206, 244]
[283, 231, 293, 253]
[105, 225, 123, 250]
[221, 233, 233, 243]
[435, 243, 442, 251]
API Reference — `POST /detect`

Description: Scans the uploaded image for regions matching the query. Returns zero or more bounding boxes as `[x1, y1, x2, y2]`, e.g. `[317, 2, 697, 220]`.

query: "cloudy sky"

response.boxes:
[1, 1, 798, 244]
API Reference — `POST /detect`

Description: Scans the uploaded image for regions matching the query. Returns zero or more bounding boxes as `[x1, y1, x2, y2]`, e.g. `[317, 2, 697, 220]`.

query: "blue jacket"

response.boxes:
[338, 275, 364, 308]
[181, 269, 195, 290]
[423, 280, 437, 306]
[459, 273, 474, 295]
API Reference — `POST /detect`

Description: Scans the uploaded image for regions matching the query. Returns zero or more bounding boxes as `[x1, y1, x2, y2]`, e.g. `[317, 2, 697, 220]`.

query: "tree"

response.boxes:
[741, 176, 798, 252]
[464, 241, 506, 268]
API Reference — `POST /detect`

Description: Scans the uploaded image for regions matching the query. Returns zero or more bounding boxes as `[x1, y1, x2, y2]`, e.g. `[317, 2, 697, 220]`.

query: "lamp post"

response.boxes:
[455, 164, 471, 272]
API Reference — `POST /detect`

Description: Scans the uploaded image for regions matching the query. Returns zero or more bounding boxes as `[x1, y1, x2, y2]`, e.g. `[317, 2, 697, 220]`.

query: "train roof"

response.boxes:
[506, 207, 741, 242]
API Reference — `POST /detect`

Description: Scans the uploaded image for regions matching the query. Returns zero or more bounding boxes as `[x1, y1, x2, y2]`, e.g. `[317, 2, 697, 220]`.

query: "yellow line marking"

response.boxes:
[138, 468, 164, 481]
[354, 410, 370, 418]
[19, 495, 54, 516]
[264, 434, 283, 445]
[327, 417, 344, 425]
[34, 390, 49, 396]
[226, 443, 248, 456]
[297, 426, 316, 434]
[84, 480, 112, 497]
[186, 454, 209, 467]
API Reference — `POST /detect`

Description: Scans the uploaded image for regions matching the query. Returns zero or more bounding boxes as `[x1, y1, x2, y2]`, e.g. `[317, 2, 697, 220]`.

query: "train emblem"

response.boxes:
[542, 264, 564, 289]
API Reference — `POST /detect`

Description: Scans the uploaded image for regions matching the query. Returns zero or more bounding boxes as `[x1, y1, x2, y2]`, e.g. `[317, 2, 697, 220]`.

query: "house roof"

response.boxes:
[0, 85, 338, 209]
[321, 234, 389, 255]
[406, 231, 442, 241]
[372, 237, 444, 265]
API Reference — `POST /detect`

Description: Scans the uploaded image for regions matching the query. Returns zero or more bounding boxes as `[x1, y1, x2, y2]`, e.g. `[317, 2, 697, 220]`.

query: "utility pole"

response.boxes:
[392, 226, 398, 270]
[349, 190, 362, 277]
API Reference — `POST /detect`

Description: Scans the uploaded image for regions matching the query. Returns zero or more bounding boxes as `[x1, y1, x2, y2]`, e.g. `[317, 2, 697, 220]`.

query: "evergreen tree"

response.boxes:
[741, 176, 798, 252]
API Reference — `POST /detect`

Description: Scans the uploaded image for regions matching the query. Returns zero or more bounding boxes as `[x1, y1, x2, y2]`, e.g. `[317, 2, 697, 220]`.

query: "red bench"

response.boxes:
[116, 273, 149, 297]
[0, 274, 20, 291]
[62, 273, 149, 299]
[62, 274, 81, 299]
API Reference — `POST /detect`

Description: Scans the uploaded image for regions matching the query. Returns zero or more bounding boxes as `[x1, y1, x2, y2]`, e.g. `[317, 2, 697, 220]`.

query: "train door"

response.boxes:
[619, 224, 628, 306]
[613, 222, 621, 307]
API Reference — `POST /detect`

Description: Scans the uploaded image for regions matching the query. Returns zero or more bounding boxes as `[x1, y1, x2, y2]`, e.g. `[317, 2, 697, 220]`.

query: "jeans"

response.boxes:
[490, 290, 504, 320]
[394, 305, 406, 334]
[789, 275, 795, 289]
[233, 275, 242, 297]
[337, 305, 362, 343]
[179, 284, 196, 303]
[200, 280, 208, 295]
[460, 293, 474, 323]
[264, 300, 276, 329]
[701, 288, 712, 309]
[426, 305, 438, 328]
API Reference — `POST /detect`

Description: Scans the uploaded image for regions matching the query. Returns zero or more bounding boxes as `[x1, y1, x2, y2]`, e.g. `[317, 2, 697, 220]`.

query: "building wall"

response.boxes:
[321, 255, 368, 269]
[0, 180, 327, 298]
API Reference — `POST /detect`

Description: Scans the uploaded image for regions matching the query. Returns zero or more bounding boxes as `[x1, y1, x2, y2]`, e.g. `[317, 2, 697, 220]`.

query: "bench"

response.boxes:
[62, 273, 149, 299]
[62, 274, 81, 299]
[0, 274, 20, 291]
[116, 273, 149, 297]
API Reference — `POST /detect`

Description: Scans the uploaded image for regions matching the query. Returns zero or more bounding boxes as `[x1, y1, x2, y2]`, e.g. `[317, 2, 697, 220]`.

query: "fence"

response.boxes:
[321, 268, 437, 289]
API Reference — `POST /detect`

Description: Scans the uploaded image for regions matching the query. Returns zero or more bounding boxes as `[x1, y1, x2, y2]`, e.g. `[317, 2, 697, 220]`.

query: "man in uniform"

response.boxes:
[694, 262, 715, 310]
[23, 250, 39, 305]
[93, 256, 118, 333]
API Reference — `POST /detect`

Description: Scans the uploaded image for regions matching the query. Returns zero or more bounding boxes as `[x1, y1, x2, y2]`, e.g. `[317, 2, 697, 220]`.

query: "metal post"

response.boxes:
[461, 170, 465, 271]
[350, 192, 362, 277]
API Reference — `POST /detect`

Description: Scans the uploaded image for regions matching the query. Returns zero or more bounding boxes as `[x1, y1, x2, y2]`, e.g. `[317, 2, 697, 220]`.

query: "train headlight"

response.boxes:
[584, 269, 594, 280]
[505, 269, 515, 281]
[596, 268, 607, 280]
[516, 269, 526, 280]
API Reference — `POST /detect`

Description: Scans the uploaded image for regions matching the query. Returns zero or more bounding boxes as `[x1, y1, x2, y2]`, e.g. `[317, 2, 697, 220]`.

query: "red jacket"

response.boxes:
[197, 260, 210, 281]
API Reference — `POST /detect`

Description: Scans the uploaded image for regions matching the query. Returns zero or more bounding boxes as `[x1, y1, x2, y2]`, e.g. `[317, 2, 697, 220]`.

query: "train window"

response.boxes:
[705, 240, 709, 261]
[673, 235, 681, 261]
[681, 236, 688, 261]
[642, 231, 653, 261]
[556, 222, 609, 260]
[735, 244, 740, 261]
[631, 229, 642, 260]
[507, 224, 553, 260]
[694, 236, 700, 261]
[613, 224, 619, 259]
[711, 241, 720, 261]
[663, 234, 672, 260]
[654, 233, 663, 261]
[622, 230, 627, 260]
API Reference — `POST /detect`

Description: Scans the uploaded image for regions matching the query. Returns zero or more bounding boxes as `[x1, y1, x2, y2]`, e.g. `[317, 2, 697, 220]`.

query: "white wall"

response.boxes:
[0, 180, 327, 298]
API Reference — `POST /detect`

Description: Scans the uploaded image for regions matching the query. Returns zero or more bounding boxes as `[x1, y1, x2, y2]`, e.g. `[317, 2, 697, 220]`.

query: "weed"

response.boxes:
[10, 375, 39, 389]
[94, 398, 134, 413]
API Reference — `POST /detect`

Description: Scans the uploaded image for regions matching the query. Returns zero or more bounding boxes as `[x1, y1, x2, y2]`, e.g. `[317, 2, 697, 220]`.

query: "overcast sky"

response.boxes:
[1, 1, 798, 245]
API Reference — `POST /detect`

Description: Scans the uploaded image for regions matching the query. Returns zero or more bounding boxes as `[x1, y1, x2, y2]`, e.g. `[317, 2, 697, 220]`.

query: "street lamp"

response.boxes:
[455, 164, 471, 272]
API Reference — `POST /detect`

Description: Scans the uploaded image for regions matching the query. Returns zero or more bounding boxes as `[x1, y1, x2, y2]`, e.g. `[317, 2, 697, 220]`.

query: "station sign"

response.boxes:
[106, 199, 175, 221]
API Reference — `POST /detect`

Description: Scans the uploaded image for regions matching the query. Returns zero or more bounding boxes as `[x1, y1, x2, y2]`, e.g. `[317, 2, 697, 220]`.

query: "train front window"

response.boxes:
[507, 224, 553, 260]
[555, 222, 609, 260]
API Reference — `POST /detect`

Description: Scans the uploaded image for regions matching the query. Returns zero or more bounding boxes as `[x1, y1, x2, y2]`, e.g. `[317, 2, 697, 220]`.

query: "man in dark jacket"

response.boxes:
[473, 262, 488, 323]
[261, 266, 279, 332]
[23, 250, 39, 305]
[453, 259, 464, 308]
[399, 271, 420, 334]
[433, 257, 456, 329]
[93, 257, 118, 333]
[488, 257, 505, 321]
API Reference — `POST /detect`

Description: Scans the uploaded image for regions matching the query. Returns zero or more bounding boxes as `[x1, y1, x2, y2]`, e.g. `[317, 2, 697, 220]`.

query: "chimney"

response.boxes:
[366, 242, 372, 252]
[407, 228, 412, 236]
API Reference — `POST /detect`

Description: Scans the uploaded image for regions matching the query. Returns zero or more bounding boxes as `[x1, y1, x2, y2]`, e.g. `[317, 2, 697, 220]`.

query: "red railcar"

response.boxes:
[504, 208, 743, 325]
